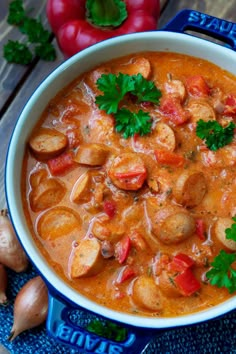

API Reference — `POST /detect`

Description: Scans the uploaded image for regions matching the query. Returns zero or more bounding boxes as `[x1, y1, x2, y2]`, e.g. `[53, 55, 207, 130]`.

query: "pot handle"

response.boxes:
[47, 291, 157, 354]
[162, 9, 236, 50]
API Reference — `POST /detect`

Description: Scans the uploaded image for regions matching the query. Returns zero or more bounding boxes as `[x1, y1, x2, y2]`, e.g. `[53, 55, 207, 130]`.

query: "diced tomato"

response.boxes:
[115, 235, 131, 264]
[116, 265, 136, 284]
[47, 151, 75, 175]
[185, 75, 210, 97]
[223, 94, 236, 117]
[160, 96, 189, 125]
[103, 200, 116, 219]
[175, 268, 201, 296]
[195, 219, 206, 241]
[114, 171, 146, 179]
[154, 149, 185, 167]
[114, 170, 147, 190]
[168, 253, 195, 272]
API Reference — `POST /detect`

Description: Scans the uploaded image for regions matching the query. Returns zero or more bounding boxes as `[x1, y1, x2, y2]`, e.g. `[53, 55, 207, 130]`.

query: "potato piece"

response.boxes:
[214, 217, 236, 251]
[70, 238, 104, 278]
[30, 178, 66, 212]
[29, 128, 68, 160]
[37, 207, 81, 240]
[186, 100, 216, 123]
[74, 143, 109, 166]
[71, 172, 91, 204]
[131, 276, 162, 311]
[174, 171, 207, 208]
[159, 212, 196, 244]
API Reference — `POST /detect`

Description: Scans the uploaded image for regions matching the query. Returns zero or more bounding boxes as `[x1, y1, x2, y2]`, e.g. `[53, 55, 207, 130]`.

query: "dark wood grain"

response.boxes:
[1, 0, 236, 208]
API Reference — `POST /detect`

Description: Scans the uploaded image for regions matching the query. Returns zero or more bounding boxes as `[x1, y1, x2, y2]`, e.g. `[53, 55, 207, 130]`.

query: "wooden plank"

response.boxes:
[0, 0, 51, 115]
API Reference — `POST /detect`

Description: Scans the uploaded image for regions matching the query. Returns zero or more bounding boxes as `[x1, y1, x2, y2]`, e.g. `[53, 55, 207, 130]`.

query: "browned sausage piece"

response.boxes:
[108, 153, 147, 191]
[174, 171, 207, 208]
[71, 171, 92, 204]
[116, 57, 151, 79]
[29, 127, 68, 160]
[70, 238, 104, 278]
[30, 178, 66, 212]
[37, 207, 81, 240]
[186, 100, 216, 123]
[153, 122, 176, 152]
[74, 143, 109, 166]
[159, 212, 196, 244]
[214, 217, 236, 251]
[131, 276, 162, 311]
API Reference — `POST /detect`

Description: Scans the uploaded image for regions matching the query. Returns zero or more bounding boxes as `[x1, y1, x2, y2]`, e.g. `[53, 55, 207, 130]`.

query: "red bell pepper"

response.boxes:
[115, 235, 131, 264]
[195, 219, 206, 241]
[103, 200, 117, 219]
[46, 0, 160, 57]
[116, 265, 135, 283]
[47, 151, 75, 175]
[175, 268, 201, 296]
[185, 75, 210, 97]
[154, 149, 185, 167]
[223, 94, 236, 117]
[168, 253, 195, 272]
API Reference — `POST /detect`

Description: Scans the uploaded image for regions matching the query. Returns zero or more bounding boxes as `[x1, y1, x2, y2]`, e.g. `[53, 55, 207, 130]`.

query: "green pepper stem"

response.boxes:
[86, 0, 127, 27]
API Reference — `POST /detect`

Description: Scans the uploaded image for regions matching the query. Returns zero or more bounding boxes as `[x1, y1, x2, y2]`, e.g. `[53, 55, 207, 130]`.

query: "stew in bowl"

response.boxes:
[21, 50, 236, 318]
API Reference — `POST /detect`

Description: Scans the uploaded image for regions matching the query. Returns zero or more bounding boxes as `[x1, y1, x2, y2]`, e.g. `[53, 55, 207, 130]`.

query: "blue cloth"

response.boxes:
[0, 266, 236, 354]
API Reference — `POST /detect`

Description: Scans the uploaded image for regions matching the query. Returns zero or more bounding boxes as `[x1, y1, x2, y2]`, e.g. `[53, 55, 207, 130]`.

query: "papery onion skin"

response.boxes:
[0, 209, 28, 272]
[9, 276, 48, 341]
[0, 264, 8, 305]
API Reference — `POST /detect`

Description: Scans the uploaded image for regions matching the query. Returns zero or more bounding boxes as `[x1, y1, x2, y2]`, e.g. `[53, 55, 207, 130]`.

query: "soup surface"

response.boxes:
[22, 51, 236, 317]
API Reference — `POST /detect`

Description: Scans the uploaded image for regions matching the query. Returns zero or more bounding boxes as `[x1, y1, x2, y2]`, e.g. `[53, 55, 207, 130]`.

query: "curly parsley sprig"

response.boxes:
[196, 119, 235, 151]
[206, 217, 236, 293]
[96, 72, 161, 138]
[4, 0, 56, 65]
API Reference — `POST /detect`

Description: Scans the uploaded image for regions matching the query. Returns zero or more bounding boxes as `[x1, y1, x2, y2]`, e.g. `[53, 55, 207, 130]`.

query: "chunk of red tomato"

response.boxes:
[195, 219, 206, 241]
[223, 94, 236, 117]
[186, 75, 210, 97]
[116, 265, 136, 284]
[160, 96, 189, 125]
[154, 149, 185, 167]
[103, 200, 116, 219]
[47, 151, 75, 175]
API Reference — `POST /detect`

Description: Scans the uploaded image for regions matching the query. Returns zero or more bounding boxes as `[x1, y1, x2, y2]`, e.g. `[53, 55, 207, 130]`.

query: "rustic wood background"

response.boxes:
[0, 0, 236, 208]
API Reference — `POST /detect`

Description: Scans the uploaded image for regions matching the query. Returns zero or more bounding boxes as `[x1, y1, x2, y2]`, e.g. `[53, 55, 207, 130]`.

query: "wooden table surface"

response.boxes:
[0, 1, 236, 353]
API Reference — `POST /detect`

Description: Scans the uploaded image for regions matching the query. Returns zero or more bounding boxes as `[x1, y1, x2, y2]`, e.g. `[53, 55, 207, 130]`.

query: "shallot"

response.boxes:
[8, 276, 48, 341]
[0, 209, 28, 272]
[0, 264, 8, 305]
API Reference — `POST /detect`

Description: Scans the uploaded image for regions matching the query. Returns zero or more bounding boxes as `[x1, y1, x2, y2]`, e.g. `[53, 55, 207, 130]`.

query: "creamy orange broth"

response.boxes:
[22, 52, 236, 317]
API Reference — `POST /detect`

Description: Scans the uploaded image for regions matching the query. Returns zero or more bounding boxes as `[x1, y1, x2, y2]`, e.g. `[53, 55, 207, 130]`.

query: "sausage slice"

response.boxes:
[174, 171, 207, 208]
[37, 207, 81, 240]
[30, 178, 66, 212]
[70, 238, 104, 278]
[159, 212, 196, 244]
[214, 217, 236, 251]
[186, 100, 216, 123]
[74, 143, 109, 166]
[29, 127, 68, 160]
[131, 276, 162, 311]
[71, 172, 92, 204]
[108, 153, 147, 191]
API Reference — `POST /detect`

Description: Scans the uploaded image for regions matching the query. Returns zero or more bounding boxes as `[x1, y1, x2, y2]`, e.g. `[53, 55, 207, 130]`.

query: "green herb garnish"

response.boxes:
[96, 72, 161, 138]
[86, 319, 128, 342]
[196, 119, 235, 151]
[206, 218, 236, 293]
[4, 0, 56, 64]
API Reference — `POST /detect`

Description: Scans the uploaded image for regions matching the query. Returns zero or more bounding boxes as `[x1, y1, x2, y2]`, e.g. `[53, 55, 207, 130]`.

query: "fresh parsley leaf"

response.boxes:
[131, 73, 162, 104]
[206, 250, 236, 293]
[196, 119, 235, 151]
[35, 42, 56, 61]
[19, 17, 51, 44]
[226, 217, 236, 242]
[96, 73, 135, 114]
[7, 0, 25, 25]
[3, 40, 33, 65]
[86, 319, 127, 342]
[115, 108, 152, 138]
